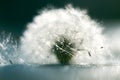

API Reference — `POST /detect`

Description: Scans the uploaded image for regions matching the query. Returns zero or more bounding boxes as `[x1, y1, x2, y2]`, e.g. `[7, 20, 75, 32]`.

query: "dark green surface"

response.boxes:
[1, 64, 120, 80]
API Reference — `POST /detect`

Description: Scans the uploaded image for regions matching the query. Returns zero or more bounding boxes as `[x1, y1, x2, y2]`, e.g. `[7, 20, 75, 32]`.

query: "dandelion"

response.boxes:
[21, 5, 111, 65]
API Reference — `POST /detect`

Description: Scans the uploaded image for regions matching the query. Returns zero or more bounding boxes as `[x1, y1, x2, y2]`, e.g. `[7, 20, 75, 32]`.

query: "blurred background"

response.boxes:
[0, 0, 120, 38]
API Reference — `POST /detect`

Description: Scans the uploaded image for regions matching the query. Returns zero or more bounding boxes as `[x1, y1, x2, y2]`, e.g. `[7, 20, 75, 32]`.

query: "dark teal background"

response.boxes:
[0, 0, 120, 37]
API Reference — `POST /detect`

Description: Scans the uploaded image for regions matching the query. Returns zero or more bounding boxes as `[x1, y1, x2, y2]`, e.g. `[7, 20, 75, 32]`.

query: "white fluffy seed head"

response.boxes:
[20, 5, 111, 65]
